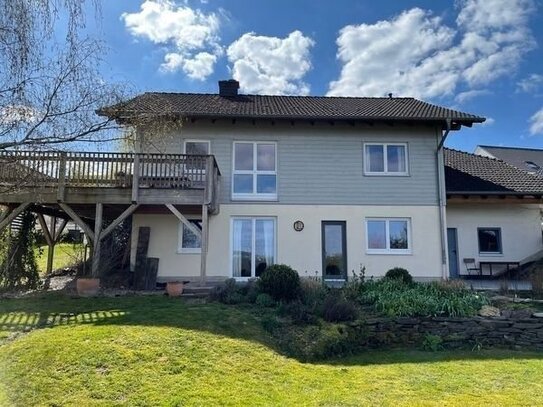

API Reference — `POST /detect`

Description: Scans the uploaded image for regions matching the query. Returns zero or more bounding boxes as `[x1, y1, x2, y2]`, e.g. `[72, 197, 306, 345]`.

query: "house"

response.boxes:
[97, 80, 485, 283]
[445, 148, 543, 279]
[475, 145, 543, 175]
[1, 80, 540, 285]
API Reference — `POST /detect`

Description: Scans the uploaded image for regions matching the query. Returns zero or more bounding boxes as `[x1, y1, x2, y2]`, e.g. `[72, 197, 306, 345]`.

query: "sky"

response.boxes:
[84, 0, 543, 152]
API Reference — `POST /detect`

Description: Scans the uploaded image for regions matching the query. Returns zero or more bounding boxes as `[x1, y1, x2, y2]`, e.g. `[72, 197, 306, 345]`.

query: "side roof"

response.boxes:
[99, 92, 485, 128]
[476, 145, 543, 174]
[445, 148, 543, 195]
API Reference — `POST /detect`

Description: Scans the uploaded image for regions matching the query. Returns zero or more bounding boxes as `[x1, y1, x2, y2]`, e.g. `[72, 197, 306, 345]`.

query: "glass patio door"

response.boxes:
[322, 221, 347, 280]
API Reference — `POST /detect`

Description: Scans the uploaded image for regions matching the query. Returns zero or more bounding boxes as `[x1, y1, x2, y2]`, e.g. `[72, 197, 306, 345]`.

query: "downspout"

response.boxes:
[437, 119, 452, 280]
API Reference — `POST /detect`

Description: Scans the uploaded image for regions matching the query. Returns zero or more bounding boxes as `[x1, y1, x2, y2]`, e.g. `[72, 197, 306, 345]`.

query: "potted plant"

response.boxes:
[76, 241, 100, 296]
[166, 280, 188, 297]
[76, 276, 100, 296]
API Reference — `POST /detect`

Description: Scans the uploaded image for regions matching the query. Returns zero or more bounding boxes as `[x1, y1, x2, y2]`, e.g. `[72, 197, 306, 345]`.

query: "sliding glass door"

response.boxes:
[232, 217, 276, 278]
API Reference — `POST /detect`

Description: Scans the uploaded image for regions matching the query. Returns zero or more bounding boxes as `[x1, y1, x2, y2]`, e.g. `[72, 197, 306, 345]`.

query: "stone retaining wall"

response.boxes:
[352, 315, 543, 350]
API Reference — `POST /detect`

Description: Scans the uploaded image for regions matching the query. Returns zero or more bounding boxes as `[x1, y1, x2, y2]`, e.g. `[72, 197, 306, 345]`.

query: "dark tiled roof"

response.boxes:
[100, 93, 485, 125]
[476, 145, 543, 174]
[445, 148, 543, 195]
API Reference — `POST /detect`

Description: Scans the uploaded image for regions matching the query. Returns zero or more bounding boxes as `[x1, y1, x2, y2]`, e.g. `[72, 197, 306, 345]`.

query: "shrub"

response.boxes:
[361, 279, 488, 317]
[271, 322, 369, 361]
[384, 267, 413, 284]
[300, 277, 328, 310]
[322, 292, 358, 322]
[343, 265, 366, 301]
[210, 278, 247, 304]
[255, 293, 276, 308]
[422, 334, 443, 352]
[258, 264, 301, 301]
[276, 300, 318, 325]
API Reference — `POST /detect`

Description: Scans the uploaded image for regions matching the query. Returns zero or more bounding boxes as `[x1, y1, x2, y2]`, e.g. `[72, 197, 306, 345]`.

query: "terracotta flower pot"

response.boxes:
[166, 281, 184, 297]
[76, 278, 100, 296]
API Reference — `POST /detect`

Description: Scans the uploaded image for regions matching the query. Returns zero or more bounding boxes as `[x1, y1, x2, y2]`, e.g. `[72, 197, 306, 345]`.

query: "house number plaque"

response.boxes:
[293, 220, 304, 231]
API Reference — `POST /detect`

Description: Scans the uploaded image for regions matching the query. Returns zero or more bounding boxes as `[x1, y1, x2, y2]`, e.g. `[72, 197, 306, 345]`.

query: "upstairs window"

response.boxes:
[233, 142, 277, 200]
[184, 140, 210, 155]
[364, 143, 408, 175]
[478, 228, 502, 255]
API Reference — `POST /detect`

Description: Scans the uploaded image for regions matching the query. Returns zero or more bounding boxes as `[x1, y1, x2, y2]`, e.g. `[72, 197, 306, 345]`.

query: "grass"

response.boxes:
[1, 294, 543, 406]
[35, 243, 84, 274]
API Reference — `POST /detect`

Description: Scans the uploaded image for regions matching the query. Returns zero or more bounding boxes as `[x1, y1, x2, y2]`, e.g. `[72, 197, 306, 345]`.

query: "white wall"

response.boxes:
[446, 203, 542, 275]
[131, 204, 443, 282]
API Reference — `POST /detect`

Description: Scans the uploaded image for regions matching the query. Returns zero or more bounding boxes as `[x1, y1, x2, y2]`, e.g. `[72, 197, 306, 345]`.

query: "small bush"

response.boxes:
[276, 300, 319, 325]
[422, 334, 443, 352]
[300, 277, 328, 309]
[210, 278, 247, 304]
[384, 267, 413, 284]
[258, 264, 301, 302]
[322, 292, 358, 322]
[255, 293, 276, 308]
[343, 265, 366, 301]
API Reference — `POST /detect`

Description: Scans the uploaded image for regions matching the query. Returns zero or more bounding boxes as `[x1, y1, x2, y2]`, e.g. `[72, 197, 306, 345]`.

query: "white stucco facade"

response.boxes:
[131, 204, 443, 282]
[446, 203, 542, 276]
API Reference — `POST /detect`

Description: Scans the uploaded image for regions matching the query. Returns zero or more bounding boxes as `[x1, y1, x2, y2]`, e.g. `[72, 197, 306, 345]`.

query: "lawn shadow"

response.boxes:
[1, 291, 543, 366]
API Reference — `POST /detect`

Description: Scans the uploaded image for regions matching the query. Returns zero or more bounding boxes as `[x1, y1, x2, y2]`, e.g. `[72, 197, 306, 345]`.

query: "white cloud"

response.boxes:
[454, 89, 491, 104]
[529, 107, 543, 135]
[227, 31, 314, 95]
[481, 117, 495, 126]
[517, 74, 543, 93]
[121, 0, 222, 80]
[328, 0, 536, 98]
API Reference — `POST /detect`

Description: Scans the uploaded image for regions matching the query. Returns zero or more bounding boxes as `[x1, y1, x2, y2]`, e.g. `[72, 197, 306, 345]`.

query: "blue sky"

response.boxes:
[86, 0, 543, 152]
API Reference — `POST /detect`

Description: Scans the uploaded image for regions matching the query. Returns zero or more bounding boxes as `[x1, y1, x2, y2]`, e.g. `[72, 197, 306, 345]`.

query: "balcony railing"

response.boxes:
[0, 150, 220, 190]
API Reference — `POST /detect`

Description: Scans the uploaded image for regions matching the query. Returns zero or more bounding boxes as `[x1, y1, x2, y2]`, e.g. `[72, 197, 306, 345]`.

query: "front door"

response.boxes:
[447, 228, 459, 278]
[322, 221, 347, 280]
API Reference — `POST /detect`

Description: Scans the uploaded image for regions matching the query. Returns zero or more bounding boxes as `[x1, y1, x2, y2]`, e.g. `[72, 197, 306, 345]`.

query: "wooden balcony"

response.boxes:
[0, 151, 221, 210]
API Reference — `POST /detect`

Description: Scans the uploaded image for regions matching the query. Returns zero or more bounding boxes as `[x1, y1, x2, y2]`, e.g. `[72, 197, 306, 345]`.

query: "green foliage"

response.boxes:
[300, 277, 328, 310]
[343, 265, 366, 301]
[422, 334, 443, 352]
[258, 264, 301, 302]
[384, 267, 413, 284]
[276, 300, 319, 325]
[268, 321, 369, 361]
[210, 278, 244, 304]
[362, 279, 489, 317]
[255, 293, 276, 308]
[0, 211, 40, 291]
[322, 292, 359, 322]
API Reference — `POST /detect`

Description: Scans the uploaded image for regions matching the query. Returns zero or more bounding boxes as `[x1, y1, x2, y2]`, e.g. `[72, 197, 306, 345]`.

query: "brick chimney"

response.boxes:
[218, 79, 239, 97]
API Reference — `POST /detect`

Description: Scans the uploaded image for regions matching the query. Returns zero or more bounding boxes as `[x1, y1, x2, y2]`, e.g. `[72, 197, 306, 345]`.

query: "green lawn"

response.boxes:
[1, 294, 543, 406]
[35, 243, 84, 274]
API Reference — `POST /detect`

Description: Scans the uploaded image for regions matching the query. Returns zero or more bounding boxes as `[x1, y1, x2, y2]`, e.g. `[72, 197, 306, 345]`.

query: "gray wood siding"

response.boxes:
[139, 121, 440, 206]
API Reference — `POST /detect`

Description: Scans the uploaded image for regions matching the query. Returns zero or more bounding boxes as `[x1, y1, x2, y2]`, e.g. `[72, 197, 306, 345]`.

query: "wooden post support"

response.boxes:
[58, 203, 94, 241]
[199, 204, 209, 286]
[47, 217, 57, 275]
[165, 204, 201, 238]
[91, 203, 103, 278]
[100, 204, 139, 240]
[0, 202, 31, 232]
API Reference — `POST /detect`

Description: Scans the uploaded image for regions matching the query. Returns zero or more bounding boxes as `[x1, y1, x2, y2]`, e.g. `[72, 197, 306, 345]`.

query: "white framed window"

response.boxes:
[364, 143, 408, 175]
[232, 141, 277, 200]
[178, 219, 202, 254]
[231, 217, 276, 279]
[366, 218, 411, 254]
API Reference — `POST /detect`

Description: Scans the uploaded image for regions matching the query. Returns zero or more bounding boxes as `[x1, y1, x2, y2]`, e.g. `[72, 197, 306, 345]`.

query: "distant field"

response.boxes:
[35, 243, 85, 274]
